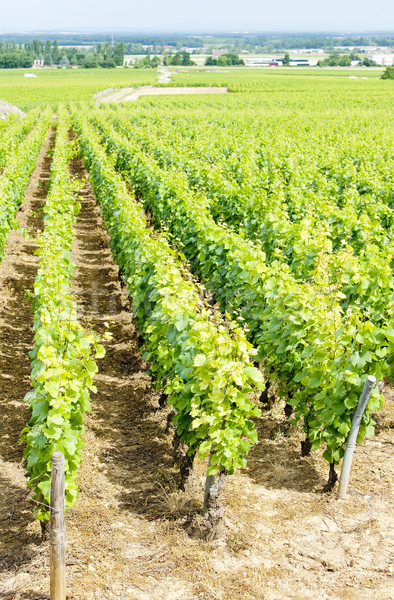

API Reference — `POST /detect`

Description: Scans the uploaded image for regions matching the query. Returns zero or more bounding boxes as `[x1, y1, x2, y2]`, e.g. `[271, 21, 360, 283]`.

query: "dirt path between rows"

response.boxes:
[99, 86, 228, 104]
[0, 140, 393, 600]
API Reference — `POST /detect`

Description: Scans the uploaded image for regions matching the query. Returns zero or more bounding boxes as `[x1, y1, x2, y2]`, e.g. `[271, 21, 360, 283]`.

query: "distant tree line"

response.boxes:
[132, 55, 162, 69]
[0, 33, 205, 47]
[0, 39, 125, 68]
[0, 41, 34, 67]
[205, 53, 245, 66]
[318, 53, 376, 67]
[78, 42, 125, 68]
[253, 34, 394, 51]
[133, 51, 196, 69]
[166, 51, 196, 66]
[0, 38, 199, 70]
[0, 33, 391, 69]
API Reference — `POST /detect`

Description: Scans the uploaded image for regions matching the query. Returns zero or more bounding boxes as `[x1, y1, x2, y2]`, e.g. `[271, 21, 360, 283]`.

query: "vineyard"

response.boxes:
[0, 70, 393, 600]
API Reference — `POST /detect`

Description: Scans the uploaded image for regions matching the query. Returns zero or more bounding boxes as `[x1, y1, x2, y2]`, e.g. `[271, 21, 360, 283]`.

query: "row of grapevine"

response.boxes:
[21, 107, 104, 522]
[70, 107, 265, 489]
[105, 101, 393, 253]
[84, 106, 392, 468]
[106, 98, 392, 224]
[102, 106, 394, 328]
[0, 108, 42, 171]
[0, 107, 52, 263]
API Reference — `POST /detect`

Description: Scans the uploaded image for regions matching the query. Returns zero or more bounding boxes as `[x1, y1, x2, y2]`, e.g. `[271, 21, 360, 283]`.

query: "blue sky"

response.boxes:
[1, 0, 393, 33]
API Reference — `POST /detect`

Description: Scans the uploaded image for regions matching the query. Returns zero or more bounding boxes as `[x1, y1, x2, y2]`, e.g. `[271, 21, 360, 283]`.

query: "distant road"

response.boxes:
[98, 86, 228, 103]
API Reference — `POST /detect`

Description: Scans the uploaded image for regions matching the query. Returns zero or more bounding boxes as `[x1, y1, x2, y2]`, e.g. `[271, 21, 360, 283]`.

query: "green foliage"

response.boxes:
[133, 55, 161, 69]
[218, 54, 245, 66]
[381, 66, 394, 79]
[205, 53, 245, 67]
[21, 107, 104, 521]
[0, 108, 52, 263]
[168, 51, 196, 66]
[101, 58, 116, 69]
[0, 52, 33, 68]
[82, 55, 99, 69]
[166, 68, 383, 91]
[104, 102, 394, 332]
[71, 107, 263, 476]
[113, 42, 125, 66]
[4, 69, 390, 507]
[88, 105, 392, 465]
[0, 108, 40, 170]
[318, 53, 370, 67]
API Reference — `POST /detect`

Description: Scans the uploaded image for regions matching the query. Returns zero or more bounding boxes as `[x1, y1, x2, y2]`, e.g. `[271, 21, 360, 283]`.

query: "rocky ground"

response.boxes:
[0, 100, 25, 119]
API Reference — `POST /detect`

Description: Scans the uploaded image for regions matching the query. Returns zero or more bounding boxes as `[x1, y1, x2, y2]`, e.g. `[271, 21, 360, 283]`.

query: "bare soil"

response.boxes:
[99, 86, 228, 104]
[0, 146, 393, 600]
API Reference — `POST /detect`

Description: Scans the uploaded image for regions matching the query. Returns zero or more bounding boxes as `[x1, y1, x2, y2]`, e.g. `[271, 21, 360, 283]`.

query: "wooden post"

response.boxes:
[50, 452, 66, 600]
[338, 376, 376, 499]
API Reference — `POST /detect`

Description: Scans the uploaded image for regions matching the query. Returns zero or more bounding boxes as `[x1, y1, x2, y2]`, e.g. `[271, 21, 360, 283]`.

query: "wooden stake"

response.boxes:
[50, 452, 66, 600]
[338, 375, 376, 499]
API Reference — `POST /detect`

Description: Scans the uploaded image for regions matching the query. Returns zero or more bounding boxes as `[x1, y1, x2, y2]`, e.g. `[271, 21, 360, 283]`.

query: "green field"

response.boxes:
[0, 65, 389, 111]
[165, 66, 386, 91]
[0, 67, 157, 110]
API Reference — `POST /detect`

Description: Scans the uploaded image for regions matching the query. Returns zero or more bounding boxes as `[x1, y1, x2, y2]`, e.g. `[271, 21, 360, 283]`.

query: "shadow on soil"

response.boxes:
[247, 412, 324, 493]
[0, 474, 40, 572]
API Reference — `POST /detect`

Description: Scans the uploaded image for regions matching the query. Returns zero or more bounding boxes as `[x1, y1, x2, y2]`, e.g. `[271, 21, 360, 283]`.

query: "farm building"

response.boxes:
[368, 54, 394, 66]
[289, 59, 313, 66]
[245, 58, 283, 67]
